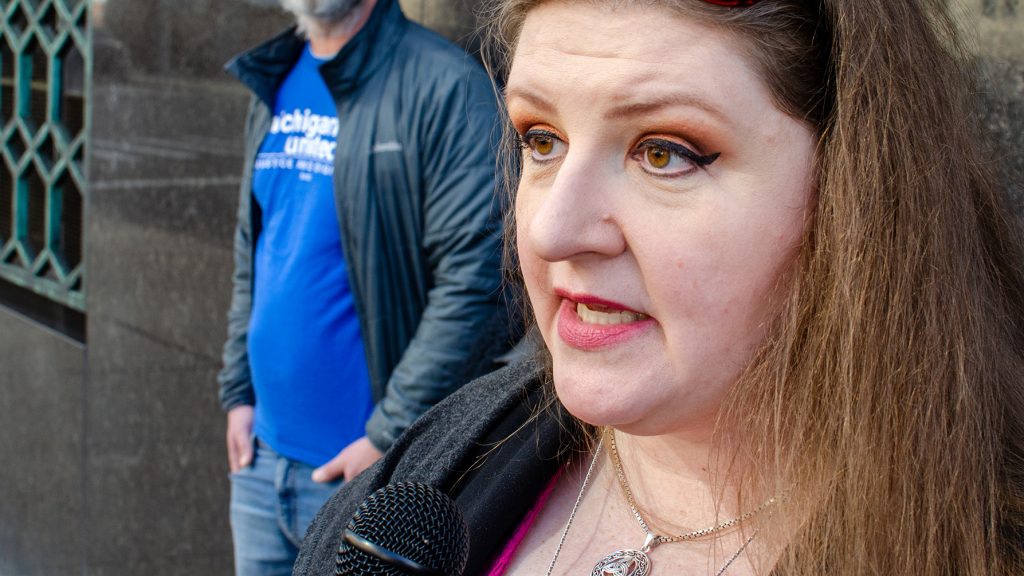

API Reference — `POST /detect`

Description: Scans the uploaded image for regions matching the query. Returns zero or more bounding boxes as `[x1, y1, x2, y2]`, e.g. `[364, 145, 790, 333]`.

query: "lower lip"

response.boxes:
[556, 299, 654, 351]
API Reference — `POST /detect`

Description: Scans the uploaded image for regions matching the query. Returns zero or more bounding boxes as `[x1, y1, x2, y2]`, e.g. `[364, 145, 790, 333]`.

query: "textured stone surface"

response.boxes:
[0, 309, 84, 576]
[81, 2, 292, 573]
[401, 0, 487, 52]
[980, 57, 1024, 212]
[957, 0, 1024, 207]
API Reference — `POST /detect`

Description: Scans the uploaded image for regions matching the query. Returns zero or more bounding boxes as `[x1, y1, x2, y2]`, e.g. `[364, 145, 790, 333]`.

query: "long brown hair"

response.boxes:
[483, 0, 1024, 573]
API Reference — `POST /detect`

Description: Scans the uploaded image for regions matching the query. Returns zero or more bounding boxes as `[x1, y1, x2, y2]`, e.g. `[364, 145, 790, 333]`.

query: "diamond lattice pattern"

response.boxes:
[0, 0, 88, 311]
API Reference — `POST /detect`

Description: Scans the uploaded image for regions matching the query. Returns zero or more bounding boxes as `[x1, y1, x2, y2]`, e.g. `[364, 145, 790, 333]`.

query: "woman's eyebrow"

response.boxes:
[604, 93, 729, 124]
[507, 85, 730, 126]
[504, 87, 555, 114]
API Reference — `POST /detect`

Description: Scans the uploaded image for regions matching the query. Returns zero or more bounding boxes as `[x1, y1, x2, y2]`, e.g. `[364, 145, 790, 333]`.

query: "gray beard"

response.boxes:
[280, 0, 363, 23]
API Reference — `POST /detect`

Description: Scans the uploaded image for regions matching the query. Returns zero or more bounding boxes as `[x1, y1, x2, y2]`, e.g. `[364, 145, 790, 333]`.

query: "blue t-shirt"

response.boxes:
[247, 45, 374, 467]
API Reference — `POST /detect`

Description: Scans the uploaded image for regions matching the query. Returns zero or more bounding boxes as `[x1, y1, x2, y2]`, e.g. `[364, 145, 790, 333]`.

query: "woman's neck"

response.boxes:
[608, 427, 748, 537]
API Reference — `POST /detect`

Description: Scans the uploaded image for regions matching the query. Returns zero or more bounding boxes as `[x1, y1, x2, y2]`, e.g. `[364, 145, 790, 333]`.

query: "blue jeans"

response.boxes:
[230, 439, 342, 576]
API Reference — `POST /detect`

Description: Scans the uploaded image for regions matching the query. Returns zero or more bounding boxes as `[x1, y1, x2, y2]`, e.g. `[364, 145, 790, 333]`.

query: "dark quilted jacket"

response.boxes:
[217, 0, 511, 451]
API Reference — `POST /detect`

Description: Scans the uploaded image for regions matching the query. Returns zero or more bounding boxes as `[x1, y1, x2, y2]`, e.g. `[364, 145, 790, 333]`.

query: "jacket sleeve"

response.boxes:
[217, 96, 260, 412]
[364, 60, 513, 450]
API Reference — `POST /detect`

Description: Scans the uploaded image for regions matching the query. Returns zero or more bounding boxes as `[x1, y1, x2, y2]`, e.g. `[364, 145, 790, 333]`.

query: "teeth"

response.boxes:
[576, 303, 647, 325]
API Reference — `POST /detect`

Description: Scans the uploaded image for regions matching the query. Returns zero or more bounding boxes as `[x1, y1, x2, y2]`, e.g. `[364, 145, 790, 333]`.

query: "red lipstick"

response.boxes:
[555, 291, 654, 350]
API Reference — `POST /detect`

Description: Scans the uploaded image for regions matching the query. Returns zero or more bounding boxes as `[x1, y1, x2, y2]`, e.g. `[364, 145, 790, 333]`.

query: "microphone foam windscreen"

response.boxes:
[335, 482, 470, 576]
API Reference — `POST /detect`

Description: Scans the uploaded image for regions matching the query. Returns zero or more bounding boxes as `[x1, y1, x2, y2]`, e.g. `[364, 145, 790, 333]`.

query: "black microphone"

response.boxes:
[335, 482, 470, 576]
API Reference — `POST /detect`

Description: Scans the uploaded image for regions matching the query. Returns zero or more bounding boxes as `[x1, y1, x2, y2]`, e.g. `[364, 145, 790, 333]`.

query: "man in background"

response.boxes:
[216, 0, 510, 573]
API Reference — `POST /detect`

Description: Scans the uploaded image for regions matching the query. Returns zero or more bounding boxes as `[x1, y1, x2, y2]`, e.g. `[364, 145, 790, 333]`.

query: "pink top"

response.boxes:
[486, 468, 564, 576]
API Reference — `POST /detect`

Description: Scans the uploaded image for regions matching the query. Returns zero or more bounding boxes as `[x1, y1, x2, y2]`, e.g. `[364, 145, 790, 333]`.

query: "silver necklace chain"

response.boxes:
[607, 429, 778, 547]
[544, 436, 758, 576]
[544, 437, 604, 576]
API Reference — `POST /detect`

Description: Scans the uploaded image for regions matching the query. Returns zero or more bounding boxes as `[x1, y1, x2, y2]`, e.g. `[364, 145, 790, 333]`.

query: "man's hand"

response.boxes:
[226, 405, 255, 473]
[311, 436, 383, 483]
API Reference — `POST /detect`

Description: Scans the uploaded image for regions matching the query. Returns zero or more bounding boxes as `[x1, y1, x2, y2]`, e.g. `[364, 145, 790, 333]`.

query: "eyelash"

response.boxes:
[632, 138, 720, 177]
[517, 129, 719, 177]
[518, 129, 563, 163]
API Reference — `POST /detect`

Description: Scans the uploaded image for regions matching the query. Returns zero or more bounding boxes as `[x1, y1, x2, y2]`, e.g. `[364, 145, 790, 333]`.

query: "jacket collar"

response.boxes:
[225, 0, 407, 107]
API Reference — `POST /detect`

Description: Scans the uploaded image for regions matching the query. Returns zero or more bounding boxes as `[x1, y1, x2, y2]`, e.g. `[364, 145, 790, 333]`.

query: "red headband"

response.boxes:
[701, 0, 762, 5]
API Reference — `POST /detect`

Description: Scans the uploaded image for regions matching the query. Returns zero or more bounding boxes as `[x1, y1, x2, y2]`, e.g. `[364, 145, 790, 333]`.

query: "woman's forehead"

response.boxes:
[509, 1, 759, 79]
[506, 1, 772, 126]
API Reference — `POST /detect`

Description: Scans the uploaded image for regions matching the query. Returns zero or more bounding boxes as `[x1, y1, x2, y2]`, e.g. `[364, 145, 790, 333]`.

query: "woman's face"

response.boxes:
[509, 1, 817, 437]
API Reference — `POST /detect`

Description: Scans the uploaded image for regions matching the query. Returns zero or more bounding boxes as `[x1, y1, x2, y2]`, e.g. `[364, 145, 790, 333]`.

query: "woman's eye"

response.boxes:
[533, 135, 554, 155]
[645, 146, 672, 169]
[634, 138, 719, 177]
[521, 129, 565, 162]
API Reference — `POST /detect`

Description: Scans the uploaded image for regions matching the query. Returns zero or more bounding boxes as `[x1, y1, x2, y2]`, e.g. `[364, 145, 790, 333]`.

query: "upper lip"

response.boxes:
[554, 288, 645, 315]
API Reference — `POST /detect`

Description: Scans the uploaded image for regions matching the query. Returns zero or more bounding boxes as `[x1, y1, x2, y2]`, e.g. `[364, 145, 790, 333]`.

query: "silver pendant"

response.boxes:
[591, 549, 651, 576]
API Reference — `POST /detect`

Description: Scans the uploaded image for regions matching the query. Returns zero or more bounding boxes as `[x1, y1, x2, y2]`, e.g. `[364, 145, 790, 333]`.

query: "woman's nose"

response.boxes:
[520, 151, 626, 263]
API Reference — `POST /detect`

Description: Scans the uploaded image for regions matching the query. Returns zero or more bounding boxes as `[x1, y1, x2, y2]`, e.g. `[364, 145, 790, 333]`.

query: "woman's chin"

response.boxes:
[554, 379, 656, 430]
[553, 372, 721, 437]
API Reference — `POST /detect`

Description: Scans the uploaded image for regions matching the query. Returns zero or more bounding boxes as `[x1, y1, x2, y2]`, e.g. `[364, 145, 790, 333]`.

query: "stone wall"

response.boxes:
[959, 0, 1024, 206]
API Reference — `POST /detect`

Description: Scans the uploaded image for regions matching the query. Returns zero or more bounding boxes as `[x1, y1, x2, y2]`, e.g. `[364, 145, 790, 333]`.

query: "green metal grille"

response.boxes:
[0, 0, 88, 311]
